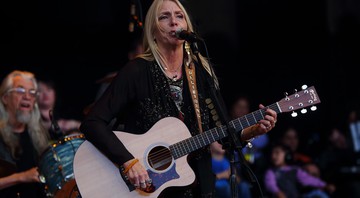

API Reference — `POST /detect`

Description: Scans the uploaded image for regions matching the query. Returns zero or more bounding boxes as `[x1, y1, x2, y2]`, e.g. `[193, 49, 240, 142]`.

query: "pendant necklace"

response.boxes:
[157, 62, 182, 82]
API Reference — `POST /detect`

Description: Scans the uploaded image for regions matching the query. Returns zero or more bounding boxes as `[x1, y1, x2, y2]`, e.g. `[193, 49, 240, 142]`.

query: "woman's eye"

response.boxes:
[159, 15, 167, 20]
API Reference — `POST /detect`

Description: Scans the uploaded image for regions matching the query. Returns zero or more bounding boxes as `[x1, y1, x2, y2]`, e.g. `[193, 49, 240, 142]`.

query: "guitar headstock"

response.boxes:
[277, 85, 321, 116]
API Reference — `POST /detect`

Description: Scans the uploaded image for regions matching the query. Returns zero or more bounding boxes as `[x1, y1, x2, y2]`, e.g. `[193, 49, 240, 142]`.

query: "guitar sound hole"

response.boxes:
[147, 146, 172, 171]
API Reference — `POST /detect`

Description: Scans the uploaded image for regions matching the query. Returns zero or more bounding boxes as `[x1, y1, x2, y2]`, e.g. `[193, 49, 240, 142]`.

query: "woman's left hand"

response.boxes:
[254, 104, 277, 135]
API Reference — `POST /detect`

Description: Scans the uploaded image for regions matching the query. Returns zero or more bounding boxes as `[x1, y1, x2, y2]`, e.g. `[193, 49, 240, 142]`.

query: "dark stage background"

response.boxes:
[1, 0, 360, 144]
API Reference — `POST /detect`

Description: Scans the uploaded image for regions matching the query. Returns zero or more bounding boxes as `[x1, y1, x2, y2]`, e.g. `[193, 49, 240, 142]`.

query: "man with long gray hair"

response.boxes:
[0, 70, 50, 197]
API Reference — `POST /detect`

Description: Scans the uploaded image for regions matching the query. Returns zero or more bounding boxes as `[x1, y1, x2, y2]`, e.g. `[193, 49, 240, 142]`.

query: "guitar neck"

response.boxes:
[170, 102, 281, 159]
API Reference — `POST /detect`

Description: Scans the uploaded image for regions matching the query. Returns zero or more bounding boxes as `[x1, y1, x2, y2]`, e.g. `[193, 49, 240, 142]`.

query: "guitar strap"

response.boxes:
[185, 62, 203, 133]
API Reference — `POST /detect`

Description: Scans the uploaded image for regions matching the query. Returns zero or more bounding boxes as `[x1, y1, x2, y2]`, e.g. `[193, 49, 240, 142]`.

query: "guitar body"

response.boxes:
[73, 117, 196, 198]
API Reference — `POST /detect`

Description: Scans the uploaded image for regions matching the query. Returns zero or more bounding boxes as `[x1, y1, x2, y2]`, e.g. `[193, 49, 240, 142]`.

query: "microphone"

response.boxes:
[175, 29, 201, 43]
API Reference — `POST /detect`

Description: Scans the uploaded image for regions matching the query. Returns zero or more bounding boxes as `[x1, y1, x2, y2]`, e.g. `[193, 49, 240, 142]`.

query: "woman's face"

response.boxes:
[154, 0, 188, 48]
[37, 82, 56, 109]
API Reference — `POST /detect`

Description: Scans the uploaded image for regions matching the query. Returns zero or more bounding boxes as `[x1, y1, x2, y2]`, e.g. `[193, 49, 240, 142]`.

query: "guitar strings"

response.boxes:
[148, 148, 172, 164]
[147, 104, 279, 166]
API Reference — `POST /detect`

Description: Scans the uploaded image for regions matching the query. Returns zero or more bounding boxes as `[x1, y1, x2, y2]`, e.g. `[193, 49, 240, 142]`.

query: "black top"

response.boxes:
[80, 58, 219, 196]
[0, 129, 46, 198]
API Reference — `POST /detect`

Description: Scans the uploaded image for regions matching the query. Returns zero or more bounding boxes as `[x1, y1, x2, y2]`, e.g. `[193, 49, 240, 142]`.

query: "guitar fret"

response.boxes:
[248, 114, 257, 126]
[252, 110, 261, 123]
[181, 141, 187, 154]
[172, 143, 178, 158]
[229, 120, 239, 130]
[219, 127, 224, 138]
[231, 121, 236, 132]
[175, 145, 181, 159]
[186, 140, 192, 153]
[214, 129, 220, 140]
[244, 115, 250, 126]
[239, 117, 248, 129]
[184, 140, 191, 153]
[174, 142, 180, 157]
[189, 138, 196, 151]
[205, 131, 211, 145]
[259, 109, 265, 119]
[219, 126, 226, 139]
[238, 119, 244, 130]
[210, 129, 215, 142]
[196, 135, 202, 149]
[251, 112, 257, 123]
[195, 135, 200, 149]
[170, 145, 179, 159]
[200, 134, 206, 147]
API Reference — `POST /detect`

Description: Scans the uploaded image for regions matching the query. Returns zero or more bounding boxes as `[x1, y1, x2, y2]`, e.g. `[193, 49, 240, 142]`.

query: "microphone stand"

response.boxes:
[49, 109, 64, 141]
[190, 41, 258, 198]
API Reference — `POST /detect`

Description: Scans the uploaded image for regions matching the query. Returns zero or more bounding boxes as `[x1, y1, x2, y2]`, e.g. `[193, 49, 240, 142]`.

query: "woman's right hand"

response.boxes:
[123, 159, 153, 190]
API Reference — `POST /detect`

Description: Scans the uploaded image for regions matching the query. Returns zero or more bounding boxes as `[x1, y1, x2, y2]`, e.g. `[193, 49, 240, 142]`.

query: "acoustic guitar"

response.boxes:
[73, 85, 321, 198]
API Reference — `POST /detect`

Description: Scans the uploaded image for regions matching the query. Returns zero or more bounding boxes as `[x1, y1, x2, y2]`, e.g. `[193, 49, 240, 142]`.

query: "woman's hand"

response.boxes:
[123, 159, 153, 192]
[240, 104, 277, 141]
[254, 104, 277, 135]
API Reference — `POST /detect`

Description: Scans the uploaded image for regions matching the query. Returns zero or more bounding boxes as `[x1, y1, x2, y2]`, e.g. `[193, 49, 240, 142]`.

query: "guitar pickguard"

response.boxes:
[147, 163, 179, 192]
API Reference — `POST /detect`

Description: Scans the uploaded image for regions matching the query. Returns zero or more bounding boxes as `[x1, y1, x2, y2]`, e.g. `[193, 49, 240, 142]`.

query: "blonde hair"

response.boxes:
[138, 0, 219, 87]
[0, 70, 50, 158]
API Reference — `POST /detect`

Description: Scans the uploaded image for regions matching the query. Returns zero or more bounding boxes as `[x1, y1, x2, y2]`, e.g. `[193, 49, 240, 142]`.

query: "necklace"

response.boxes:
[164, 64, 182, 81]
[157, 61, 182, 82]
[164, 64, 182, 73]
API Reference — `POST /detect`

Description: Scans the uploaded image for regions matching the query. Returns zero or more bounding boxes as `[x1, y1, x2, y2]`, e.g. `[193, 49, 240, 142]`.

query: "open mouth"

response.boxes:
[19, 103, 31, 110]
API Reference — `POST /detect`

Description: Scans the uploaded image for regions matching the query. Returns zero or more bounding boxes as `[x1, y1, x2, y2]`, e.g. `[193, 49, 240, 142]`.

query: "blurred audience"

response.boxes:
[280, 126, 312, 166]
[37, 79, 81, 140]
[317, 126, 360, 198]
[264, 143, 335, 198]
[230, 95, 269, 164]
[229, 94, 268, 197]
[349, 110, 360, 153]
[211, 141, 231, 198]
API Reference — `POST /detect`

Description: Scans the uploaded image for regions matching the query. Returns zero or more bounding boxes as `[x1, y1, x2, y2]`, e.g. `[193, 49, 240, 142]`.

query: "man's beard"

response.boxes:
[16, 110, 32, 124]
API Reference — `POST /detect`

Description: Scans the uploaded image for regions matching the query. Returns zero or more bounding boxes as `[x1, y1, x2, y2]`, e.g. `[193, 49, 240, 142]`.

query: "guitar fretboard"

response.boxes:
[170, 103, 281, 159]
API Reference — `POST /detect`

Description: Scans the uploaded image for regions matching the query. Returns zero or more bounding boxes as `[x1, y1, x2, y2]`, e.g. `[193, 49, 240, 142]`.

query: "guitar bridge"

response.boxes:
[119, 166, 136, 191]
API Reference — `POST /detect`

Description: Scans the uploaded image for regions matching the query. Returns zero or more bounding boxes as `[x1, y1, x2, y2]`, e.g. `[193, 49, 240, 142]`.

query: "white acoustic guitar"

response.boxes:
[73, 86, 321, 198]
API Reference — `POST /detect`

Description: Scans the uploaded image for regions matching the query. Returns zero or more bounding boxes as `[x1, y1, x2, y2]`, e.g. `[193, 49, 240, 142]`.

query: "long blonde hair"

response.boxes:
[0, 70, 50, 158]
[138, 0, 219, 87]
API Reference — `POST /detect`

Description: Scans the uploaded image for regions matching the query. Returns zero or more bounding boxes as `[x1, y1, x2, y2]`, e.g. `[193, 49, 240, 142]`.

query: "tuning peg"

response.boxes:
[284, 92, 290, 101]
[301, 108, 307, 114]
[291, 111, 298, 117]
[301, 85, 308, 90]
[310, 106, 317, 111]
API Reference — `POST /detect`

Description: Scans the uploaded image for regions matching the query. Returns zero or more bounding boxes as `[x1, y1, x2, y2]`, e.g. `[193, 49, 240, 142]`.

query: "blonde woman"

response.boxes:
[79, 0, 277, 197]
